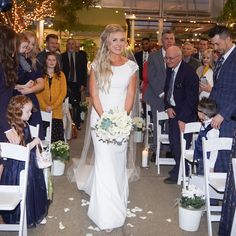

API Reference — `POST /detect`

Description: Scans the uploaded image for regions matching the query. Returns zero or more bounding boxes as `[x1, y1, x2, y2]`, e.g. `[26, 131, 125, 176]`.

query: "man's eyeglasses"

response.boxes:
[164, 55, 180, 61]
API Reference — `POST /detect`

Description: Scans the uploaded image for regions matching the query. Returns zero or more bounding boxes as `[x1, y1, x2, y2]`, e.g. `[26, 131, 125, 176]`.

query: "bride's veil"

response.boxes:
[67, 47, 141, 188]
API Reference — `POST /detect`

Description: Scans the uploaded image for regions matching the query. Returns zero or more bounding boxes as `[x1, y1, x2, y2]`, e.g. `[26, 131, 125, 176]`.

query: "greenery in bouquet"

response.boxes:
[80, 101, 89, 112]
[133, 117, 145, 132]
[179, 185, 205, 210]
[94, 109, 133, 145]
[51, 140, 70, 163]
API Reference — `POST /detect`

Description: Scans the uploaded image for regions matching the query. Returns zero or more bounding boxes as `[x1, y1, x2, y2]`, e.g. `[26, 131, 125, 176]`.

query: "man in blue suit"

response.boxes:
[163, 46, 199, 184]
[208, 26, 236, 172]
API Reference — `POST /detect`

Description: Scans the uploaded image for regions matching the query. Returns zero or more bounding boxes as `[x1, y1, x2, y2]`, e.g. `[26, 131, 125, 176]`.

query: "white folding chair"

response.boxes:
[177, 122, 201, 188]
[203, 137, 233, 236]
[231, 158, 236, 236]
[0, 143, 30, 236]
[144, 104, 153, 147]
[29, 124, 39, 138]
[155, 110, 174, 174]
[40, 111, 53, 198]
[40, 111, 52, 150]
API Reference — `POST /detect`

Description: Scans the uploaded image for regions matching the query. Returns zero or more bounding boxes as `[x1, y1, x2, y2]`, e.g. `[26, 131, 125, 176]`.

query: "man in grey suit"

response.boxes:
[144, 30, 175, 160]
[208, 25, 236, 172]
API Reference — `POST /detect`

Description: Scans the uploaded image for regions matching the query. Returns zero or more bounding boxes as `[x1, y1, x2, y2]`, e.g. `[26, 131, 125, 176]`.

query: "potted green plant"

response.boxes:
[178, 184, 205, 232]
[133, 117, 145, 143]
[51, 140, 70, 176]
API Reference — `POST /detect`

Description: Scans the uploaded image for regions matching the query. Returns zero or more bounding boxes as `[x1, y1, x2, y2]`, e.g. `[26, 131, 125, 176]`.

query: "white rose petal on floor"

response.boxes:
[166, 218, 172, 223]
[64, 208, 70, 212]
[127, 223, 134, 227]
[147, 211, 153, 214]
[59, 221, 65, 230]
[86, 234, 93, 236]
[88, 225, 100, 231]
[68, 197, 74, 201]
[139, 216, 147, 220]
[131, 206, 143, 213]
[48, 215, 54, 218]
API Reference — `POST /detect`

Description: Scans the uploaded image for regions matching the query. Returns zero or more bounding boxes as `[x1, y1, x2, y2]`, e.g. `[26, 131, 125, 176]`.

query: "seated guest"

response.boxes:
[193, 97, 219, 175]
[36, 52, 67, 142]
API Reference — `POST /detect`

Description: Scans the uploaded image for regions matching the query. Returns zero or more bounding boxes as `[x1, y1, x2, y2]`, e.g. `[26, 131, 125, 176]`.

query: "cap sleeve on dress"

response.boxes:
[128, 60, 139, 75]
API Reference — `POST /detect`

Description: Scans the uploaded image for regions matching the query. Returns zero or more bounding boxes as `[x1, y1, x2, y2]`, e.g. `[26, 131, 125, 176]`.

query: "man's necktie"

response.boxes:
[213, 56, 224, 82]
[69, 52, 75, 82]
[167, 70, 175, 105]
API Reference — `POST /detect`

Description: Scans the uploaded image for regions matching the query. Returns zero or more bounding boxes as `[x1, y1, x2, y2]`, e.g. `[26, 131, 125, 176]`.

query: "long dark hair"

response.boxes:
[42, 52, 61, 78]
[0, 24, 19, 87]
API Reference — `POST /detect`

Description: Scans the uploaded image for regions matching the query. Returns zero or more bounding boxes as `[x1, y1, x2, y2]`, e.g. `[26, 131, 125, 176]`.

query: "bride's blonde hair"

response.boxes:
[94, 24, 125, 93]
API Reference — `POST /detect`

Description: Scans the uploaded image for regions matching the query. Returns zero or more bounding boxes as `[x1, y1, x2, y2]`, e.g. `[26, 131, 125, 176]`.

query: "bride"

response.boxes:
[73, 24, 138, 232]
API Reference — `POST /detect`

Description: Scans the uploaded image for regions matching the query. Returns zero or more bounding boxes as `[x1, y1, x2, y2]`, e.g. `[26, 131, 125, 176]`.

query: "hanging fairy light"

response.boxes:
[0, 0, 55, 32]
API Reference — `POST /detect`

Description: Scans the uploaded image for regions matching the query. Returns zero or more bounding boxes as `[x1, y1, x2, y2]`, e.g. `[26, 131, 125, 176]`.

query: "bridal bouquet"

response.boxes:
[94, 109, 133, 145]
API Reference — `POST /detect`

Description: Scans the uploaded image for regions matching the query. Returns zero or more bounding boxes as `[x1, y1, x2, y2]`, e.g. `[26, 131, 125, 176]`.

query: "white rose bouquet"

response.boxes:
[133, 117, 145, 132]
[94, 108, 133, 145]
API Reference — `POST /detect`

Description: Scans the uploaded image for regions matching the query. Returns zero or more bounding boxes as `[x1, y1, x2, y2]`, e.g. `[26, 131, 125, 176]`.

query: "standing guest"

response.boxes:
[193, 37, 209, 61]
[37, 34, 62, 69]
[0, 24, 20, 179]
[196, 49, 214, 99]
[163, 46, 199, 184]
[208, 25, 236, 172]
[182, 42, 201, 71]
[134, 44, 141, 53]
[134, 37, 150, 82]
[37, 52, 67, 142]
[1, 95, 48, 226]
[14, 31, 44, 138]
[80, 24, 138, 232]
[144, 30, 175, 161]
[218, 133, 236, 236]
[62, 38, 87, 130]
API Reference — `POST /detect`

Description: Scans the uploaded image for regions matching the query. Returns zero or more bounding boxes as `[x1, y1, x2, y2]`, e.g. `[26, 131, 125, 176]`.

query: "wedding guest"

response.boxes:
[37, 52, 67, 142]
[196, 49, 214, 99]
[193, 97, 219, 175]
[208, 25, 236, 172]
[193, 37, 209, 61]
[14, 31, 44, 138]
[76, 24, 138, 233]
[1, 95, 48, 226]
[0, 24, 20, 179]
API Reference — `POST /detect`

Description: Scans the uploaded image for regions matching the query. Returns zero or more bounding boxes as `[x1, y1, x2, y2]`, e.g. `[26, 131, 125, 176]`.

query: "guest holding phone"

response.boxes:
[196, 49, 214, 99]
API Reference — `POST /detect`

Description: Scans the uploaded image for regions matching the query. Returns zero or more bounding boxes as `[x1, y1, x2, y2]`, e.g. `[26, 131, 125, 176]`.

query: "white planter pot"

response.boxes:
[81, 111, 86, 121]
[134, 131, 143, 143]
[52, 160, 65, 176]
[178, 205, 202, 232]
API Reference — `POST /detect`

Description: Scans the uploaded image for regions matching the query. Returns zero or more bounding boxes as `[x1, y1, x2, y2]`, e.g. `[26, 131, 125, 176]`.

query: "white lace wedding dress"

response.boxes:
[82, 60, 138, 230]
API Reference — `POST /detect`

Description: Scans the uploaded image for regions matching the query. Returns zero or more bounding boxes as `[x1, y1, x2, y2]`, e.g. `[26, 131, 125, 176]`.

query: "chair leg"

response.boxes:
[156, 142, 161, 174]
[177, 156, 183, 186]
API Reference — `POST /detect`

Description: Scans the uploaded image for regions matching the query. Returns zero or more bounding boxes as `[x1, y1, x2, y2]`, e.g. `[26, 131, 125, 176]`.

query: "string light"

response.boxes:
[0, 0, 55, 32]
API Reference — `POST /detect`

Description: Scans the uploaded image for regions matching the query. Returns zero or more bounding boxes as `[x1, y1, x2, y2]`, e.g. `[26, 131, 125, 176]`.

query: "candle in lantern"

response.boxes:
[142, 148, 149, 167]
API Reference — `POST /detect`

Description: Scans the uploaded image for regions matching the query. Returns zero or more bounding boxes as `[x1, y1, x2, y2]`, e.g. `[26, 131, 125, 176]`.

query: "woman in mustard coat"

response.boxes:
[37, 52, 67, 142]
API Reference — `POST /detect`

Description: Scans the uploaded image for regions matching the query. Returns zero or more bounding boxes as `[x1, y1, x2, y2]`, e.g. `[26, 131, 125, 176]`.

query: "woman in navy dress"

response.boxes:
[218, 131, 236, 235]
[1, 95, 48, 226]
[14, 31, 44, 138]
[0, 24, 20, 179]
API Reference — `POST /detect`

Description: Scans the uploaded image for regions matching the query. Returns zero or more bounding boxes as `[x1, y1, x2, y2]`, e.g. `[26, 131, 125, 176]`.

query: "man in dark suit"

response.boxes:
[62, 38, 87, 130]
[134, 38, 150, 82]
[193, 37, 209, 62]
[208, 26, 236, 172]
[37, 34, 62, 70]
[164, 46, 199, 184]
[144, 31, 175, 161]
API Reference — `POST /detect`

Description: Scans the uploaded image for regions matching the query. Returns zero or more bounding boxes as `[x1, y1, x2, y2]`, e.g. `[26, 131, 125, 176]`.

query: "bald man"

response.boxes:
[163, 46, 199, 184]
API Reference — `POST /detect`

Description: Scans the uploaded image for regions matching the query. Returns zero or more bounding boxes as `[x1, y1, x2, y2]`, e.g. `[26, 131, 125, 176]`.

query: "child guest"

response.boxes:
[193, 97, 219, 175]
[0, 95, 48, 227]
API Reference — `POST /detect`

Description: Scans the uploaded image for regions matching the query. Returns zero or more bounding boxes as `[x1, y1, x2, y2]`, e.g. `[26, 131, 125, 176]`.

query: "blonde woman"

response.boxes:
[196, 49, 214, 99]
[82, 24, 138, 232]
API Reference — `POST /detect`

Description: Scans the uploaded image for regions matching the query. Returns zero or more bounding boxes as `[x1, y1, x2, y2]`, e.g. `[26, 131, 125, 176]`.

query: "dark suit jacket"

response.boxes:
[164, 61, 199, 123]
[210, 47, 236, 137]
[0, 64, 12, 141]
[193, 52, 201, 61]
[135, 50, 149, 81]
[61, 51, 87, 89]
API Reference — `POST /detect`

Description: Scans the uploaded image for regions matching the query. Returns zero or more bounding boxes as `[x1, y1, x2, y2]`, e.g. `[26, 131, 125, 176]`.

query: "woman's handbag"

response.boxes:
[36, 140, 52, 169]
